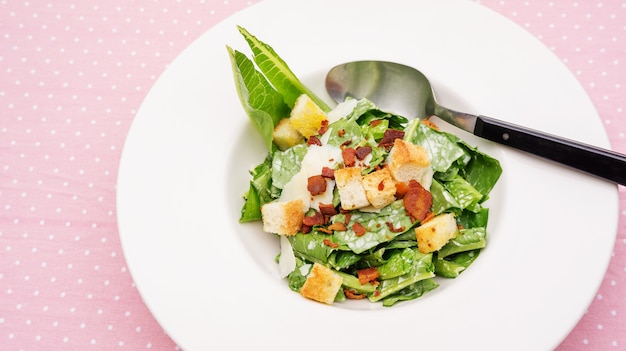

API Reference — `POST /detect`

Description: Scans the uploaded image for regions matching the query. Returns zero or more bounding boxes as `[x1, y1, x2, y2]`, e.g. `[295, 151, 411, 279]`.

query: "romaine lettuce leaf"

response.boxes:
[381, 278, 439, 307]
[237, 26, 330, 112]
[438, 227, 487, 259]
[331, 200, 414, 254]
[239, 155, 273, 222]
[369, 249, 435, 302]
[287, 231, 335, 264]
[407, 121, 468, 172]
[434, 250, 481, 278]
[271, 143, 307, 190]
[227, 46, 289, 151]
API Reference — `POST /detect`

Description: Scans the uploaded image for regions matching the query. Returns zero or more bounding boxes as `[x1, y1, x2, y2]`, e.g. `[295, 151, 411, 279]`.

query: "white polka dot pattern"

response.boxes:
[0, 1, 624, 350]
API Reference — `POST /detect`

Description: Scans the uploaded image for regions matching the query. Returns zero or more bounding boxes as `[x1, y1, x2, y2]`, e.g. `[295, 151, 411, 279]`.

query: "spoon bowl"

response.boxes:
[326, 60, 626, 185]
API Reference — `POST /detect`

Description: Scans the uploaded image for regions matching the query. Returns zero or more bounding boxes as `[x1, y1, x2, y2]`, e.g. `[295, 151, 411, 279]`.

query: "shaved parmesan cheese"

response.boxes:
[327, 98, 358, 124]
[279, 144, 342, 213]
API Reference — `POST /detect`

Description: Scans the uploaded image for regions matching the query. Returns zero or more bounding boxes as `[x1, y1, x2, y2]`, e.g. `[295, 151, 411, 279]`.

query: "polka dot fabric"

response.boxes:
[0, 1, 624, 350]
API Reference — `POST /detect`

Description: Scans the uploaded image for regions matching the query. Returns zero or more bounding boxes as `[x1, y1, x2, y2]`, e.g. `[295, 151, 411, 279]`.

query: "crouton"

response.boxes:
[299, 263, 343, 305]
[415, 213, 458, 253]
[289, 94, 328, 138]
[260, 199, 304, 236]
[387, 139, 434, 189]
[334, 167, 370, 210]
[361, 168, 396, 209]
[274, 118, 304, 151]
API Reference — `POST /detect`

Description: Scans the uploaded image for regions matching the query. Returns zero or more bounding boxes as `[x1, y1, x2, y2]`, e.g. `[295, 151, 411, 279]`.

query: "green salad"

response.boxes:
[228, 26, 502, 307]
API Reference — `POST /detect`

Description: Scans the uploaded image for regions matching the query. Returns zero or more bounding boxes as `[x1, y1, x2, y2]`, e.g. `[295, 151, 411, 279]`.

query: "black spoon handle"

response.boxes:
[473, 115, 626, 185]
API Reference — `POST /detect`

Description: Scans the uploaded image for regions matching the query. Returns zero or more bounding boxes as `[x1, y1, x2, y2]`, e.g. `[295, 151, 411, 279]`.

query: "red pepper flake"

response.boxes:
[355, 146, 372, 160]
[369, 119, 382, 127]
[374, 290, 381, 297]
[323, 239, 338, 248]
[307, 175, 327, 196]
[317, 227, 333, 234]
[318, 120, 329, 135]
[385, 221, 405, 233]
[307, 135, 322, 146]
[378, 180, 385, 191]
[343, 213, 352, 224]
[352, 222, 367, 237]
[344, 289, 367, 300]
[341, 139, 352, 147]
[321, 166, 335, 179]
[395, 181, 409, 199]
[327, 222, 347, 231]
[421, 212, 435, 224]
[378, 129, 405, 150]
[318, 203, 338, 216]
[342, 147, 357, 167]
[357, 267, 380, 285]
[422, 118, 439, 130]
[303, 210, 325, 227]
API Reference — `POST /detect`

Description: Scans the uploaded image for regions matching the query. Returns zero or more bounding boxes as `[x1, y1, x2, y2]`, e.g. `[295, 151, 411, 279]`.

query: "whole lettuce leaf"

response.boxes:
[236, 26, 330, 112]
[227, 46, 289, 151]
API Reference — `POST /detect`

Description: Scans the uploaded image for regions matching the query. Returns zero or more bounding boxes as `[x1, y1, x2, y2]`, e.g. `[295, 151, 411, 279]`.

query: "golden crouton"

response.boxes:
[362, 168, 396, 209]
[387, 139, 433, 189]
[334, 167, 370, 210]
[273, 118, 304, 151]
[415, 213, 458, 253]
[300, 263, 343, 305]
[261, 199, 304, 236]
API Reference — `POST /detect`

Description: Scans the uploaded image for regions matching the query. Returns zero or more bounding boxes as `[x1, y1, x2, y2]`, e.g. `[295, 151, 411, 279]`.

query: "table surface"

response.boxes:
[1, 0, 625, 350]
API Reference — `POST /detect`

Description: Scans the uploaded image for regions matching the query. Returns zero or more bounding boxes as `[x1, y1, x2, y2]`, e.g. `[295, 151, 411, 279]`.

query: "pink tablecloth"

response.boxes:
[1, 1, 624, 349]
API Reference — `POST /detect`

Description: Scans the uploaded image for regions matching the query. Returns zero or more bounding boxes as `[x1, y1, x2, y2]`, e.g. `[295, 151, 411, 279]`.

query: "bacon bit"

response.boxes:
[301, 225, 312, 234]
[321, 166, 335, 179]
[342, 147, 357, 167]
[357, 267, 380, 285]
[378, 180, 385, 191]
[318, 203, 337, 216]
[385, 222, 405, 233]
[378, 129, 405, 149]
[374, 290, 381, 297]
[344, 289, 367, 300]
[341, 139, 352, 147]
[337, 129, 346, 137]
[343, 213, 352, 224]
[317, 227, 333, 234]
[323, 239, 338, 248]
[307, 135, 322, 146]
[318, 120, 329, 135]
[307, 175, 327, 196]
[395, 181, 409, 199]
[403, 180, 433, 222]
[327, 222, 347, 231]
[422, 118, 439, 130]
[369, 119, 382, 127]
[421, 212, 435, 224]
[352, 222, 367, 237]
[355, 146, 372, 160]
[303, 210, 325, 227]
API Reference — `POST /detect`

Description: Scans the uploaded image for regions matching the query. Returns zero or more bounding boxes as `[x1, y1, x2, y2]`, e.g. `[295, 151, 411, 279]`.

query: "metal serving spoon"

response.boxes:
[326, 60, 626, 185]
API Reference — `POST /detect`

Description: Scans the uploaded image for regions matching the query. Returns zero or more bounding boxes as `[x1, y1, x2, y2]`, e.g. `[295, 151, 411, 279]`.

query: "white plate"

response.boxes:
[116, 0, 619, 350]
